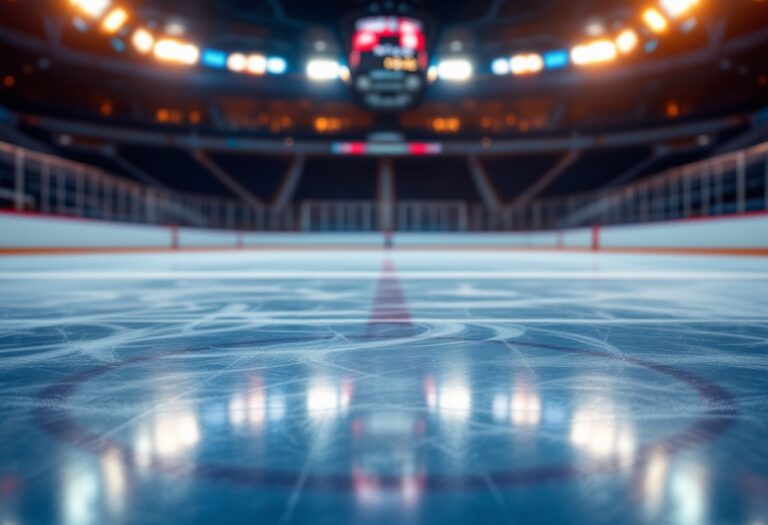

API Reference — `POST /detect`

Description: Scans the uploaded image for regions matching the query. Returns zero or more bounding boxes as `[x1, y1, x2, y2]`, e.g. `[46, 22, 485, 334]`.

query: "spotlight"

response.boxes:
[202, 49, 228, 69]
[307, 59, 341, 81]
[69, 0, 110, 19]
[571, 40, 618, 66]
[426, 65, 438, 83]
[178, 44, 200, 65]
[660, 0, 699, 19]
[339, 66, 351, 83]
[491, 58, 510, 76]
[615, 29, 639, 54]
[227, 53, 247, 72]
[267, 57, 287, 75]
[436, 58, 473, 82]
[154, 39, 199, 65]
[100, 7, 128, 34]
[643, 8, 669, 33]
[131, 28, 154, 54]
[510, 53, 544, 76]
[543, 50, 570, 70]
[246, 54, 267, 75]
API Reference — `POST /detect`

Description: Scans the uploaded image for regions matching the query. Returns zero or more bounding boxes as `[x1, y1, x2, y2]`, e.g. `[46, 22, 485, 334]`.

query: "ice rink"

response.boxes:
[1, 249, 768, 525]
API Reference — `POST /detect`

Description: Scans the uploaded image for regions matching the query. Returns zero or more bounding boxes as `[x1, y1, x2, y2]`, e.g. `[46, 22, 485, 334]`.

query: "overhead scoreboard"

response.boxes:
[349, 16, 429, 111]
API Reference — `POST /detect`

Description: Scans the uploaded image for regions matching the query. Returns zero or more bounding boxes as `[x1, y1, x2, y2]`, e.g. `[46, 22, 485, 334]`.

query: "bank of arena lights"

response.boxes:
[493, 54, 544, 76]
[489, 0, 703, 77]
[67, 1, 288, 76]
[68, 0, 707, 83]
[221, 52, 287, 75]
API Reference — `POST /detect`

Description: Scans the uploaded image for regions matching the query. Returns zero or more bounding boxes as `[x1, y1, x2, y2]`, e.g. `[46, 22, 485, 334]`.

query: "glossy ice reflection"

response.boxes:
[46, 333, 714, 521]
[0, 250, 767, 525]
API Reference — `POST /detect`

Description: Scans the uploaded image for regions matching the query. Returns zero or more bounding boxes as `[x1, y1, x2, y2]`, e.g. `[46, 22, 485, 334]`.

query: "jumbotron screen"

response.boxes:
[349, 16, 429, 111]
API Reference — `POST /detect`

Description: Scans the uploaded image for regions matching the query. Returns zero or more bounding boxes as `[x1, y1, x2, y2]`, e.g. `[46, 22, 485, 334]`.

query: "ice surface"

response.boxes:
[0, 250, 767, 525]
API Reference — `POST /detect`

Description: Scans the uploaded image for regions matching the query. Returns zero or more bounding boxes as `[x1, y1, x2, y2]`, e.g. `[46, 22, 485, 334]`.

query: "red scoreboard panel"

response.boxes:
[349, 16, 429, 111]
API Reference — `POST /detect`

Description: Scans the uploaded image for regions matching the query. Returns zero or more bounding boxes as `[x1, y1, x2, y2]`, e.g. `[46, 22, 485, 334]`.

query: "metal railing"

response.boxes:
[1, 140, 767, 232]
[0, 142, 296, 230]
[298, 201, 469, 231]
[520, 140, 768, 230]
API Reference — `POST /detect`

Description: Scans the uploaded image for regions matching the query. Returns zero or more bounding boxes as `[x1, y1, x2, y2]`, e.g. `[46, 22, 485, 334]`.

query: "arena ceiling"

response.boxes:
[140, 0, 629, 30]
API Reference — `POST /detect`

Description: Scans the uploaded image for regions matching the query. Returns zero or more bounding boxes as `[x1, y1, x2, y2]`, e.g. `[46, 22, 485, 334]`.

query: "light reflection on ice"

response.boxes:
[100, 448, 127, 516]
[493, 379, 542, 427]
[154, 411, 200, 457]
[24, 300, 738, 525]
[436, 380, 472, 421]
[228, 377, 288, 430]
[131, 406, 201, 470]
[229, 377, 267, 429]
[351, 412, 426, 511]
[569, 397, 636, 468]
[425, 370, 472, 422]
[670, 462, 709, 525]
[641, 449, 670, 519]
[61, 458, 99, 525]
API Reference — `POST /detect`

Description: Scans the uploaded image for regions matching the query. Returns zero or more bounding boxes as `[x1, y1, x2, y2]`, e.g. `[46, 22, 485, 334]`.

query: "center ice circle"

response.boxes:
[36, 329, 736, 491]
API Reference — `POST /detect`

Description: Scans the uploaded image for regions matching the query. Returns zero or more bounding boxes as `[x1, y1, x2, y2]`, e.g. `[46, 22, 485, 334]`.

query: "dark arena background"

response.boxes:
[1, 1, 768, 524]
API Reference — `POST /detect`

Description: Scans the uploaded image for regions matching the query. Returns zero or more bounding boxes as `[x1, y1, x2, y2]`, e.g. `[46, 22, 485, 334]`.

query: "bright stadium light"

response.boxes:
[660, 0, 700, 19]
[201, 49, 228, 69]
[544, 49, 570, 69]
[154, 40, 179, 62]
[101, 7, 128, 34]
[426, 65, 438, 83]
[307, 59, 341, 81]
[69, 0, 111, 19]
[643, 8, 669, 33]
[436, 58, 473, 82]
[227, 53, 247, 72]
[177, 44, 200, 65]
[510, 53, 544, 76]
[491, 57, 510, 76]
[267, 57, 287, 75]
[154, 39, 199, 65]
[615, 28, 639, 54]
[131, 28, 154, 54]
[571, 40, 618, 66]
[509, 55, 528, 75]
[246, 54, 267, 75]
[339, 65, 351, 83]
